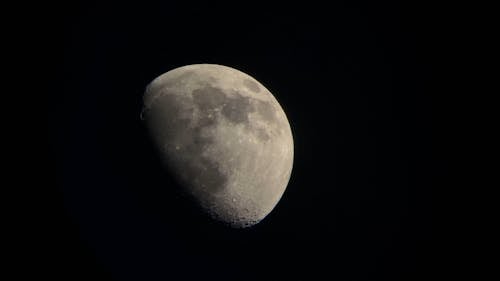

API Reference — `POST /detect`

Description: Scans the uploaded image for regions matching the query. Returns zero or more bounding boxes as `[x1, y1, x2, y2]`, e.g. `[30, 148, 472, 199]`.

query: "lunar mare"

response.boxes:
[141, 64, 293, 228]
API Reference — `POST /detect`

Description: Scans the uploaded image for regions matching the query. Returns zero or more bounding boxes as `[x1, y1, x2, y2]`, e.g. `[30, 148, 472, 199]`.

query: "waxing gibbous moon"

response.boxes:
[141, 64, 294, 228]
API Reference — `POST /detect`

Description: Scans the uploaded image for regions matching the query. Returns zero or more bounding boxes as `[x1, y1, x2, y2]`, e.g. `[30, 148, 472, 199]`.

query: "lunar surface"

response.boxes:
[141, 64, 294, 228]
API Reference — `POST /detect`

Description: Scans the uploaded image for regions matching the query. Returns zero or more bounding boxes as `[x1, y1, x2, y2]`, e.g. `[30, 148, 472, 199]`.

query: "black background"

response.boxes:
[40, 1, 452, 280]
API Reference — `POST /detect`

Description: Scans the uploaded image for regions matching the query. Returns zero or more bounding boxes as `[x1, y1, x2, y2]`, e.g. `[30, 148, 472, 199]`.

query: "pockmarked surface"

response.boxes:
[141, 64, 294, 227]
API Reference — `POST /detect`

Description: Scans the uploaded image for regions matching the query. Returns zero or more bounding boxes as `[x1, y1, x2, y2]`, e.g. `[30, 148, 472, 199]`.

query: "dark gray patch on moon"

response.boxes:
[191, 85, 274, 143]
[243, 79, 260, 93]
[221, 93, 253, 124]
[192, 86, 255, 126]
[192, 86, 226, 127]
[192, 86, 226, 112]
[255, 127, 270, 141]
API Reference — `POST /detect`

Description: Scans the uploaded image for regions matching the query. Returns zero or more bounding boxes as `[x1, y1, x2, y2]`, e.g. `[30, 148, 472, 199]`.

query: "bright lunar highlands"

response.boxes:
[141, 64, 294, 228]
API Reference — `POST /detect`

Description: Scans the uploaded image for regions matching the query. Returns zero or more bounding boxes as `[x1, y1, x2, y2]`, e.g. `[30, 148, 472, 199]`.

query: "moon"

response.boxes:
[141, 64, 294, 228]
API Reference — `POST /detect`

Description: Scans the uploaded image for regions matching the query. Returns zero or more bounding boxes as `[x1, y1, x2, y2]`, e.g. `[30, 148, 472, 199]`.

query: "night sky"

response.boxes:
[42, 1, 450, 280]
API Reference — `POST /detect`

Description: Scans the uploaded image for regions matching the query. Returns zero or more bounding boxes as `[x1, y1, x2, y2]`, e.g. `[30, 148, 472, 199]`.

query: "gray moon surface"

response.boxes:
[141, 64, 294, 228]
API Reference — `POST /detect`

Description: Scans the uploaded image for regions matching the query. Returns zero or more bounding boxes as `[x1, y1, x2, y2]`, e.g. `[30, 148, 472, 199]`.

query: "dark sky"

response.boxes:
[42, 1, 451, 280]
